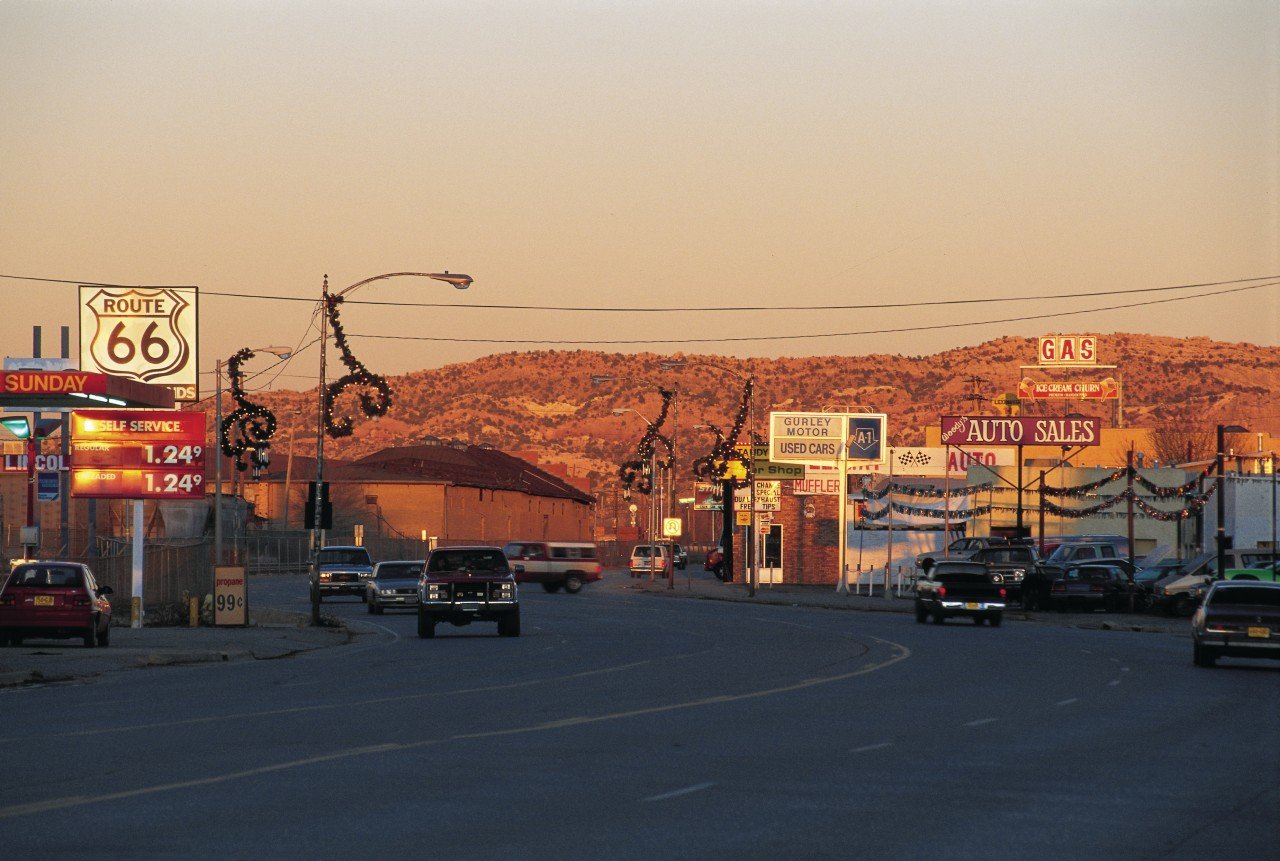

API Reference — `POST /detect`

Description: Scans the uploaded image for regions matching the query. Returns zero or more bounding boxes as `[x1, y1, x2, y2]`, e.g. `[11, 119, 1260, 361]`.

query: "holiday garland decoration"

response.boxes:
[219, 347, 279, 472]
[323, 291, 393, 438]
[861, 500, 994, 521]
[861, 479, 994, 500]
[618, 388, 676, 495]
[690, 378, 754, 489]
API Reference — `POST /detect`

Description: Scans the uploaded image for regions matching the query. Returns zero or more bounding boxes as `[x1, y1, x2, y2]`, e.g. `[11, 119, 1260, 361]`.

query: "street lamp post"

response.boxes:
[215, 346, 291, 567]
[1216, 423, 1247, 578]
[311, 271, 471, 624]
[612, 406, 673, 589]
[659, 359, 756, 595]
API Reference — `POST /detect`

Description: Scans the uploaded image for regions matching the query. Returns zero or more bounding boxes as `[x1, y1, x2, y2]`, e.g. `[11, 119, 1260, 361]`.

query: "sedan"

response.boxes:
[0, 561, 113, 647]
[366, 560, 425, 614]
[1192, 581, 1280, 667]
[1050, 563, 1137, 613]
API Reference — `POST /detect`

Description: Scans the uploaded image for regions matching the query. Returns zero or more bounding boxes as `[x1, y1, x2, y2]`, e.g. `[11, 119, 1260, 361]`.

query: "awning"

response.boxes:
[0, 370, 175, 410]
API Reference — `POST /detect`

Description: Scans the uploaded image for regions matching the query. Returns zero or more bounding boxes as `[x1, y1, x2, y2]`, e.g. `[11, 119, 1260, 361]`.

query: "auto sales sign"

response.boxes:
[939, 415, 1101, 447]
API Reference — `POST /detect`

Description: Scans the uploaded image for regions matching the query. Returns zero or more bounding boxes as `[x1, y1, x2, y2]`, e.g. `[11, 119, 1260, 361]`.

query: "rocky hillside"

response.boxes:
[238, 334, 1280, 484]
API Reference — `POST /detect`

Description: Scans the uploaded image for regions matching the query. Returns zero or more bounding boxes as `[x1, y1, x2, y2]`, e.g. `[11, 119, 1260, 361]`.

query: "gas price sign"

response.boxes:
[69, 409, 206, 499]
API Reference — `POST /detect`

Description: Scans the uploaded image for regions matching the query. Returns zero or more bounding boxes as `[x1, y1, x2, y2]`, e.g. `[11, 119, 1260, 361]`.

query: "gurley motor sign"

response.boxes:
[769, 412, 887, 463]
[940, 415, 1101, 447]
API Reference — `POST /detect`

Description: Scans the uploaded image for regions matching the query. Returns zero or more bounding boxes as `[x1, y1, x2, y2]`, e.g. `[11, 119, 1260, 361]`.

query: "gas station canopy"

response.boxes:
[0, 370, 175, 410]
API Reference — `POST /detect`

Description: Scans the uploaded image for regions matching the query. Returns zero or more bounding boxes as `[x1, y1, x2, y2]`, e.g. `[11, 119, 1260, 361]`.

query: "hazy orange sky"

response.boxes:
[2, 1, 1277, 397]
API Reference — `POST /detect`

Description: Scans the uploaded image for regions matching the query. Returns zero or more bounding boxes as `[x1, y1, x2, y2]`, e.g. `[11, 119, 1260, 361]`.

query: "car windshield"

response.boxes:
[1210, 586, 1280, 607]
[7, 565, 83, 588]
[633, 547, 659, 557]
[376, 563, 422, 579]
[318, 549, 372, 566]
[428, 549, 509, 573]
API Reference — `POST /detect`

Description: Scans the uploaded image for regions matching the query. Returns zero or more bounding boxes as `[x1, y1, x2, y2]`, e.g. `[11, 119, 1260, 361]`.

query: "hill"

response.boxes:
[243, 334, 1280, 486]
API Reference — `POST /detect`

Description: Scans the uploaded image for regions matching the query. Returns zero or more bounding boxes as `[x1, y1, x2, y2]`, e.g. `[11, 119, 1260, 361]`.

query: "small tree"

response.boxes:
[1148, 421, 1215, 466]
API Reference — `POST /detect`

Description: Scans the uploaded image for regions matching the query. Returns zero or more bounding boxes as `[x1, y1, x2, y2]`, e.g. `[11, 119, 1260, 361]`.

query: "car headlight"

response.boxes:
[319, 572, 331, 582]
[493, 583, 515, 599]
[1010, 568, 1025, 580]
[424, 584, 445, 600]
[359, 572, 374, 579]
[379, 587, 395, 596]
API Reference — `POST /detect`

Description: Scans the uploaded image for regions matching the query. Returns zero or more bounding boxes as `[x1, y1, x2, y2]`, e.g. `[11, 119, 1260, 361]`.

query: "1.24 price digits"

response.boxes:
[142, 444, 203, 465]
[142, 472, 205, 495]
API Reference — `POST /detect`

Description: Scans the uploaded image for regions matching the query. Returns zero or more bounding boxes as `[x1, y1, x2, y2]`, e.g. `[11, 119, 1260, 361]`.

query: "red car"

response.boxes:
[0, 561, 114, 647]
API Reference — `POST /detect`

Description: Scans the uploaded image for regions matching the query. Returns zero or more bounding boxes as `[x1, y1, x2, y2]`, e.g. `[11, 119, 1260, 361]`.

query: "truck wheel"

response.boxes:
[989, 613, 1003, 627]
[1173, 594, 1193, 616]
[915, 602, 928, 623]
[498, 610, 521, 637]
[564, 575, 584, 594]
[972, 616, 984, 625]
[931, 611, 945, 625]
[417, 610, 435, 639]
[1193, 641, 1216, 667]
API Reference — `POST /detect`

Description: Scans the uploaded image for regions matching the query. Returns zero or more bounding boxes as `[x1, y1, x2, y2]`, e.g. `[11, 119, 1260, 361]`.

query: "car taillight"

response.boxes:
[999, 587, 1007, 599]
[937, 585, 947, 599]
[72, 595, 92, 606]
[0, 594, 14, 606]
[1090, 584, 1105, 592]
[1052, 583, 1065, 592]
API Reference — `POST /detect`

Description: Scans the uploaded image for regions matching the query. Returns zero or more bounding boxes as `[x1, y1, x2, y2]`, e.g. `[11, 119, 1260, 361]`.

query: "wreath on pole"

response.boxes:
[219, 347, 278, 473]
[323, 291, 393, 438]
[618, 389, 676, 495]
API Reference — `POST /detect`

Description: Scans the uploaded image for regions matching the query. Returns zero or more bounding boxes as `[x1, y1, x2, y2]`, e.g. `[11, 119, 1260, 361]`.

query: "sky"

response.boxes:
[1, 0, 1277, 398]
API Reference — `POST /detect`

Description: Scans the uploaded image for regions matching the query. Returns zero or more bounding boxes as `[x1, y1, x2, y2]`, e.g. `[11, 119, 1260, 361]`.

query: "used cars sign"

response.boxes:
[939, 415, 1101, 447]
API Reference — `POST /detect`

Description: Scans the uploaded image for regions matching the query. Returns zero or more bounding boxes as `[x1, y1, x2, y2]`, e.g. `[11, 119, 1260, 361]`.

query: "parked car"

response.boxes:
[365, 560, 424, 614]
[0, 561, 113, 647]
[667, 543, 689, 570]
[629, 544, 672, 578]
[309, 545, 375, 603]
[1026, 537, 1131, 610]
[1049, 563, 1138, 613]
[704, 547, 726, 579]
[914, 560, 1008, 626]
[417, 546, 520, 638]
[503, 541, 603, 593]
[1191, 580, 1280, 667]
[914, 536, 1016, 572]
[969, 544, 1038, 603]
[1223, 560, 1280, 583]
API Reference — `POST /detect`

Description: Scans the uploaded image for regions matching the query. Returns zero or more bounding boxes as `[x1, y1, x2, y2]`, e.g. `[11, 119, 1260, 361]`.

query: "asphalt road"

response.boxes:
[1, 572, 1276, 860]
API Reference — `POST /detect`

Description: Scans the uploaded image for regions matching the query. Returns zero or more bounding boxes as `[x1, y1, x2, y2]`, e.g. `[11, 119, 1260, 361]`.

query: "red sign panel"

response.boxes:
[1017, 377, 1120, 401]
[1037, 335, 1099, 366]
[0, 371, 109, 396]
[940, 415, 1101, 447]
[69, 409, 206, 499]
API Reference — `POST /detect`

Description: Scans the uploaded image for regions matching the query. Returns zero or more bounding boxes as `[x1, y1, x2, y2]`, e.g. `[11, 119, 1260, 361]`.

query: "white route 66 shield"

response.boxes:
[80, 286, 196, 386]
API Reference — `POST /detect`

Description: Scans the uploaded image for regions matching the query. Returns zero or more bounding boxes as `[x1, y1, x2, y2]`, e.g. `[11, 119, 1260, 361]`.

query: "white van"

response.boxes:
[502, 541, 603, 594]
[629, 544, 671, 578]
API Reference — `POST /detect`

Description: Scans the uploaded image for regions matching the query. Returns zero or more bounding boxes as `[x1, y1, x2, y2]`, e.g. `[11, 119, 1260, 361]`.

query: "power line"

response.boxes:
[1, 272, 1275, 313]
[344, 283, 1275, 346]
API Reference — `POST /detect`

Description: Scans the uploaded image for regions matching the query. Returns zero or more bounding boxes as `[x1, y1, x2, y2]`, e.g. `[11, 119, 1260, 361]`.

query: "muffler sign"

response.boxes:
[939, 415, 1101, 447]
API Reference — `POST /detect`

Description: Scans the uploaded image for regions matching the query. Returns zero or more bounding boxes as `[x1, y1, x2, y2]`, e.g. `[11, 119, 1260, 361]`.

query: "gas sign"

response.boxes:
[69, 409, 207, 499]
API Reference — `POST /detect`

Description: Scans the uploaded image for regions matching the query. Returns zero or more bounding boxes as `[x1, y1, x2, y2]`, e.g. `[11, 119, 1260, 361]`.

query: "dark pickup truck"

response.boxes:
[915, 561, 1008, 626]
[968, 544, 1038, 603]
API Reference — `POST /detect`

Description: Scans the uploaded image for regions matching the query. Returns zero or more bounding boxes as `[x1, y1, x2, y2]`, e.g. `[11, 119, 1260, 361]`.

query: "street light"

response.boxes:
[609, 406, 670, 588]
[1216, 423, 1247, 579]
[312, 271, 471, 624]
[659, 358, 757, 595]
[215, 346, 291, 567]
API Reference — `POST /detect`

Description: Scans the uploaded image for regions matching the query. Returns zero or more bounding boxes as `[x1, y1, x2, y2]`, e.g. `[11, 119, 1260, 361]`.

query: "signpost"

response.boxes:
[69, 409, 207, 627]
[768, 412, 887, 594]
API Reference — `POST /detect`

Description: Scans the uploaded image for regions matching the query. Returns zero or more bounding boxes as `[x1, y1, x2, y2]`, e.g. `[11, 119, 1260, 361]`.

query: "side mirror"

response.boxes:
[512, 564, 525, 574]
[98, 584, 114, 595]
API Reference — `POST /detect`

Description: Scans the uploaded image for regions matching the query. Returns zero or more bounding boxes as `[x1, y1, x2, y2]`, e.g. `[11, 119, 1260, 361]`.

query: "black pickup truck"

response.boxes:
[915, 561, 1009, 626]
[968, 544, 1038, 604]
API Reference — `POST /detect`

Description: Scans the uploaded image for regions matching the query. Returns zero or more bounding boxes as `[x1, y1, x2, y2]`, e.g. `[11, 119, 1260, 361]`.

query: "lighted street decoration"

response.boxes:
[69, 409, 206, 499]
[219, 347, 279, 473]
[79, 286, 199, 402]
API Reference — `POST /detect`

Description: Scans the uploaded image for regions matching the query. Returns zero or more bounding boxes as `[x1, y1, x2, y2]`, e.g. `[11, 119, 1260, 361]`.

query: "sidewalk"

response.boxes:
[616, 570, 1190, 636]
[0, 608, 349, 688]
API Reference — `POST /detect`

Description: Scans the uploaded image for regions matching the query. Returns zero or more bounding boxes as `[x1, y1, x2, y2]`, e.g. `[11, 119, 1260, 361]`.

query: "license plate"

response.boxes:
[1247, 626, 1271, 639]
[34, 595, 54, 607]
[964, 602, 980, 610]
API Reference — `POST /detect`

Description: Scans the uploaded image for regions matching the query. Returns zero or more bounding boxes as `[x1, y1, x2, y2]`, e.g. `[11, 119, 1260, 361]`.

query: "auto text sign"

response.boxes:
[80, 285, 199, 402]
[939, 415, 1101, 447]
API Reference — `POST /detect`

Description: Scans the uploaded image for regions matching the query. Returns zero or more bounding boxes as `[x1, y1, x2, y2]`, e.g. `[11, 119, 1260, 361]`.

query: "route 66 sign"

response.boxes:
[79, 286, 198, 401]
